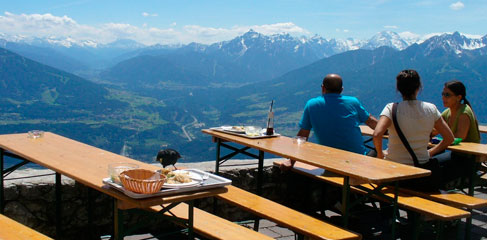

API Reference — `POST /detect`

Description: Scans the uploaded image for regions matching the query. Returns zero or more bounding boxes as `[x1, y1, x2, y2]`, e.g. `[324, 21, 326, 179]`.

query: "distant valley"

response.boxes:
[1, 30, 487, 166]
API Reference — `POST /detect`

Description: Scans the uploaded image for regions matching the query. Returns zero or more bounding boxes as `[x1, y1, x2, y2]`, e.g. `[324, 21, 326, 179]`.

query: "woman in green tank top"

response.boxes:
[441, 80, 480, 143]
[440, 80, 481, 189]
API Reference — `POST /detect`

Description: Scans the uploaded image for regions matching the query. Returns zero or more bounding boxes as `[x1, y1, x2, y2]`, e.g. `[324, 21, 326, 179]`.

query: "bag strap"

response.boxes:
[391, 102, 420, 166]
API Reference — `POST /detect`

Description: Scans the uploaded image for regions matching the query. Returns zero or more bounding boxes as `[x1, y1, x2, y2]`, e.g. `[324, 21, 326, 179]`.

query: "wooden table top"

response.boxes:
[360, 125, 379, 137]
[0, 132, 226, 209]
[479, 125, 487, 134]
[202, 129, 430, 184]
[362, 124, 487, 136]
[359, 125, 487, 161]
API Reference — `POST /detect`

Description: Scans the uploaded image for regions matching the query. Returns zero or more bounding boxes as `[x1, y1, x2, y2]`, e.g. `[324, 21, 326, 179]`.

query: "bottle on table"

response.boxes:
[266, 100, 274, 135]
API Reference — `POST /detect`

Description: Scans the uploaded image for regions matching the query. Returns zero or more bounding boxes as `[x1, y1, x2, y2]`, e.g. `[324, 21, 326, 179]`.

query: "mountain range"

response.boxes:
[1, 30, 487, 165]
[6, 29, 486, 82]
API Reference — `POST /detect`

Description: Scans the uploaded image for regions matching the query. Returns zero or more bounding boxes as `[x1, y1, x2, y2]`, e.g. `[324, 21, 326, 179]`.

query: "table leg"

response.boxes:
[114, 199, 124, 240]
[0, 148, 4, 214]
[215, 138, 221, 175]
[252, 150, 265, 231]
[342, 176, 350, 227]
[188, 200, 194, 239]
[257, 150, 264, 195]
[465, 157, 477, 240]
[87, 187, 94, 238]
[55, 172, 62, 239]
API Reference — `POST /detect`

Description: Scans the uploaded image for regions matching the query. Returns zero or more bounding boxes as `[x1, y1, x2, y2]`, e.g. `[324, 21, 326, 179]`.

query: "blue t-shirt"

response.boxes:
[299, 94, 370, 155]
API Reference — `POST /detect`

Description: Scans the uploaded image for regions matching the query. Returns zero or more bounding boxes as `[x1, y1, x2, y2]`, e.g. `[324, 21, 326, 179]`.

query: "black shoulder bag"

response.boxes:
[391, 103, 442, 191]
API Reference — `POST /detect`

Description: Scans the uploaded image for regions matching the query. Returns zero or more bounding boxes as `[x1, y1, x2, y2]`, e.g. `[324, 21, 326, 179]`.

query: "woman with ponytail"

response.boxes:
[439, 80, 481, 188]
[441, 80, 480, 143]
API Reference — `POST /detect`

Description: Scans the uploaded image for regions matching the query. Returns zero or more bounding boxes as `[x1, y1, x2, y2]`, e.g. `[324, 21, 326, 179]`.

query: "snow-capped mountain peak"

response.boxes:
[363, 31, 409, 50]
[421, 31, 487, 55]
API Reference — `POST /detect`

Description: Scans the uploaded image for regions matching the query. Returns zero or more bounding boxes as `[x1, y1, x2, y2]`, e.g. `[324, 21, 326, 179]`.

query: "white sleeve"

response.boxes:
[380, 103, 394, 120]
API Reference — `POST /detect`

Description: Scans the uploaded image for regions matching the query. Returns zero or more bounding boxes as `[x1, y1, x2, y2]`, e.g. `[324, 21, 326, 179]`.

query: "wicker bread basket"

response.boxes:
[119, 169, 165, 194]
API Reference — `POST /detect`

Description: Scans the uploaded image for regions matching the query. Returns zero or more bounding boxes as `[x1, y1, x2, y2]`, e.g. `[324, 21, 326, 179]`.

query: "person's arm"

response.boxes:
[297, 129, 310, 139]
[429, 117, 454, 156]
[453, 114, 471, 140]
[373, 116, 391, 159]
[365, 115, 378, 130]
[281, 129, 310, 170]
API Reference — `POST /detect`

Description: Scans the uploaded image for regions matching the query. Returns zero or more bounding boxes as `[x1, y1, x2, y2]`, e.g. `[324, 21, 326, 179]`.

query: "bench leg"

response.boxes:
[465, 210, 472, 240]
[296, 233, 305, 240]
[435, 221, 444, 240]
[341, 176, 350, 227]
[391, 181, 399, 240]
[409, 211, 422, 240]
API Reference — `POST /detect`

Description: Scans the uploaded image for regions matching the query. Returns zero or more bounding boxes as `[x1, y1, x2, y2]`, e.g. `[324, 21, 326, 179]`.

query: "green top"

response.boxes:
[441, 104, 481, 143]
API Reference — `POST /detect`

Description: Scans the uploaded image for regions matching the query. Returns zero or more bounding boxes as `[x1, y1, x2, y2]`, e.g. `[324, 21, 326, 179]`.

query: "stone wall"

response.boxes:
[3, 159, 331, 239]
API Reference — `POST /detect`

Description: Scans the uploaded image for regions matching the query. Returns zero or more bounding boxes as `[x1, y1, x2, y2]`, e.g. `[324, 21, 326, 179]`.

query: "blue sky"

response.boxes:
[1, 0, 485, 45]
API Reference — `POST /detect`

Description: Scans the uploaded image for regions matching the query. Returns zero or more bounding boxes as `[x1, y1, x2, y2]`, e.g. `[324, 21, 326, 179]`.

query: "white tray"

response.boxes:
[103, 169, 232, 199]
[210, 127, 280, 139]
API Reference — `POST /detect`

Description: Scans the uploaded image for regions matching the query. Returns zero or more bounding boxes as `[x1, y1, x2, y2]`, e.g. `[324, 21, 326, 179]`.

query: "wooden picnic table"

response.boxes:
[0, 132, 226, 240]
[202, 128, 429, 237]
[359, 124, 487, 239]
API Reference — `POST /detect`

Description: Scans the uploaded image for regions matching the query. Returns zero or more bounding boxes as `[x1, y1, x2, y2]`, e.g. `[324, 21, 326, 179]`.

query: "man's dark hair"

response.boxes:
[396, 69, 421, 100]
[322, 74, 343, 93]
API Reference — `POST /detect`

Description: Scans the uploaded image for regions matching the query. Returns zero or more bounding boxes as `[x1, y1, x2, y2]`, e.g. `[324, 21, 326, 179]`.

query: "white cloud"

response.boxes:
[335, 28, 349, 33]
[142, 12, 158, 17]
[384, 25, 398, 29]
[450, 1, 464, 10]
[0, 12, 309, 45]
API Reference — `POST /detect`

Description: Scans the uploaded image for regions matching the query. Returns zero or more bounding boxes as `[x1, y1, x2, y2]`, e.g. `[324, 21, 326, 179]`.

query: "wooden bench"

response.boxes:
[273, 161, 470, 221]
[399, 188, 487, 210]
[0, 214, 52, 240]
[147, 202, 273, 240]
[216, 185, 361, 240]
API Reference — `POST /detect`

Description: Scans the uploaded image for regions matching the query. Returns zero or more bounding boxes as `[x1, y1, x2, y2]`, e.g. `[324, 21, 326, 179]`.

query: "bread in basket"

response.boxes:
[119, 169, 166, 194]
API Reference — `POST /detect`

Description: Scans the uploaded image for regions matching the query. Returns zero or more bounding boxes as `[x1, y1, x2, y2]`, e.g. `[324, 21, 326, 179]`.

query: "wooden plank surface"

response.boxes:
[0, 132, 225, 209]
[359, 125, 376, 137]
[479, 125, 487, 134]
[148, 203, 274, 240]
[399, 188, 487, 209]
[360, 125, 487, 162]
[0, 214, 52, 240]
[362, 124, 486, 135]
[202, 129, 430, 183]
[218, 185, 361, 240]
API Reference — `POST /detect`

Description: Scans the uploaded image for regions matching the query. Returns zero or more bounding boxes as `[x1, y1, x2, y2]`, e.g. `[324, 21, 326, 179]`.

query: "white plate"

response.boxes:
[163, 180, 200, 189]
[163, 170, 200, 188]
[220, 125, 245, 133]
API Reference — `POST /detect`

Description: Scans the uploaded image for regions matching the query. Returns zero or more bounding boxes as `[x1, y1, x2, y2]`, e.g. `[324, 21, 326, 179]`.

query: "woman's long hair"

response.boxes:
[445, 80, 480, 139]
[396, 69, 421, 100]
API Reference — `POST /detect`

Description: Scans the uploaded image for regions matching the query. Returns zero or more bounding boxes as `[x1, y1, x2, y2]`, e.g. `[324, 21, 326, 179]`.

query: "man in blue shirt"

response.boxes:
[282, 73, 377, 169]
